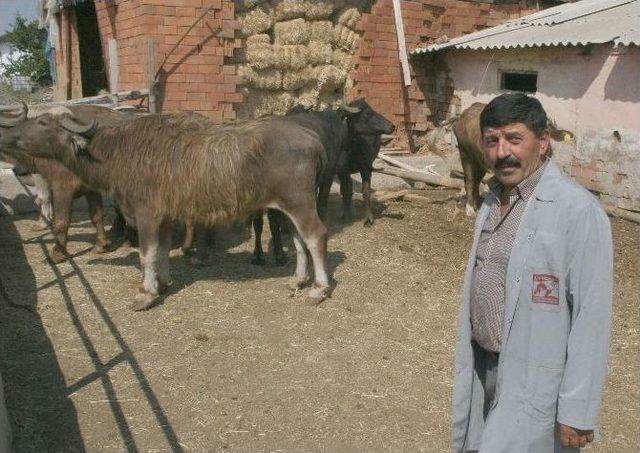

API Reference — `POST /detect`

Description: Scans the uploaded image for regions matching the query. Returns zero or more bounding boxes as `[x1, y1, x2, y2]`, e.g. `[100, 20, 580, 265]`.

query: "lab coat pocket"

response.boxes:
[525, 230, 564, 313]
[526, 364, 563, 420]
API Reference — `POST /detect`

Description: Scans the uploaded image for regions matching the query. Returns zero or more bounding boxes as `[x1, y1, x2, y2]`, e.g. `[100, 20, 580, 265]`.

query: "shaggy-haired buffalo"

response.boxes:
[0, 112, 332, 310]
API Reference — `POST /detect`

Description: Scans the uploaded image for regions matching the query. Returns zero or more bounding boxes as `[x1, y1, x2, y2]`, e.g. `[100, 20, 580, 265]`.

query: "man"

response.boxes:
[451, 93, 613, 452]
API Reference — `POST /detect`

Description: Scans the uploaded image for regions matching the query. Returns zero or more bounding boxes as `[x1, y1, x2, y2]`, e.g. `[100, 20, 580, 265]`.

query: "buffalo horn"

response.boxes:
[60, 117, 97, 136]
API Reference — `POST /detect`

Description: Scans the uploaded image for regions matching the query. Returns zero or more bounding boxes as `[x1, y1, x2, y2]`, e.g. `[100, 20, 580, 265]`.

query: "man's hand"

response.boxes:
[558, 423, 594, 448]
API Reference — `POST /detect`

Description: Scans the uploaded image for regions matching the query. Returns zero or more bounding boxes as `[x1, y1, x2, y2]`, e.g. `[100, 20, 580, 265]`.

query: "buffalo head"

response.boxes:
[341, 98, 395, 137]
[0, 112, 96, 162]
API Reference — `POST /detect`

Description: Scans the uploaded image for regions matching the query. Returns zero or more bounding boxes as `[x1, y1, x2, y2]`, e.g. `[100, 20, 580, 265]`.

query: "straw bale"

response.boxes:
[331, 48, 354, 71]
[306, 41, 333, 65]
[273, 0, 307, 21]
[282, 66, 314, 91]
[317, 91, 343, 110]
[234, 0, 264, 13]
[246, 33, 271, 45]
[246, 40, 274, 69]
[271, 44, 308, 70]
[274, 18, 310, 45]
[295, 85, 321, 109]
[304, 1, 334, 20]
[241, 5, 275, 36]
[332, 24, 359, 51]
[309, 20, 334, 44]
[242, 90, 296, 117]
[239, 65, 283, 90]
[313, 64, 348, 93]
[337, 7, 361, 29]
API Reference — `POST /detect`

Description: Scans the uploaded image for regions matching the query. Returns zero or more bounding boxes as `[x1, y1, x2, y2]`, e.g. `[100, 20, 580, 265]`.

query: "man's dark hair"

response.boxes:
[480, 93, 548, 137]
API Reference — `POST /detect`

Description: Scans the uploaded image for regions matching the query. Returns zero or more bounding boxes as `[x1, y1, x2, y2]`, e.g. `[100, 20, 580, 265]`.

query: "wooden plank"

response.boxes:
[392, 0, 412, 87]
[108, 38, 119, 104]
[147, 39, 157, 114]
[68, 8, 82, 99]
[375, 165, 464, 190]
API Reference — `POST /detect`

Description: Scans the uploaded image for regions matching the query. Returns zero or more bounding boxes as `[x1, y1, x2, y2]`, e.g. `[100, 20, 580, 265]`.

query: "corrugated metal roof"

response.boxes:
[412, 0, 640, 54]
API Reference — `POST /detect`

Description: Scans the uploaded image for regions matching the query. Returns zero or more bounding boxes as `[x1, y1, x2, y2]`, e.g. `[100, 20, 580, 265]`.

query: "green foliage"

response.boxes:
[1, 15, 50, 84]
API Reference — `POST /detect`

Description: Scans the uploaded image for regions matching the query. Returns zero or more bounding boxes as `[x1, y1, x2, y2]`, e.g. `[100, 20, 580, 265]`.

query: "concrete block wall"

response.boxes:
[94, 0, 242, 122]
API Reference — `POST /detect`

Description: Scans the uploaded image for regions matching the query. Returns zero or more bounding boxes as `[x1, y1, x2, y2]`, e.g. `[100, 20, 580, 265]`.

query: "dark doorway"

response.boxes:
[75, 1, 108, 97]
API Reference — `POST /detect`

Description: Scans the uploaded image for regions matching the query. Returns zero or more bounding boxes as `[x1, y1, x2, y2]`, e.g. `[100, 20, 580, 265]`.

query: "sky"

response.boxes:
[0, 0, 38, 36]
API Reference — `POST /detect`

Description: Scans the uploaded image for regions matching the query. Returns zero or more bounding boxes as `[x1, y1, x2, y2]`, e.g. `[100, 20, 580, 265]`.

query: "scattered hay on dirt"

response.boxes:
[240, 5, 274, 36]
[337, 7, 361, 29]
[274, 18, 311, 45]
[309, 20, 334, 44]
[238, 65, 283, 90]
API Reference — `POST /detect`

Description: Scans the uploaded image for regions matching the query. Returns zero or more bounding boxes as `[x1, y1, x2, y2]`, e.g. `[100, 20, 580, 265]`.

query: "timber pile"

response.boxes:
[236, 0, 372, 118]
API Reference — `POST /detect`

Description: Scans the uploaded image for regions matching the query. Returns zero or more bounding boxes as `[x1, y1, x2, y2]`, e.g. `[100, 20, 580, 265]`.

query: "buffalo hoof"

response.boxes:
[465, 203, 476, 218]
[130, 290, 159, 311]
[306, 285, 330, 306]
[93, 243, 110, 254]
[362, 216, 374, 227]
[251, 253, 266, 266]
[288, 274, 311, 290]
[49, 246, 68, 264]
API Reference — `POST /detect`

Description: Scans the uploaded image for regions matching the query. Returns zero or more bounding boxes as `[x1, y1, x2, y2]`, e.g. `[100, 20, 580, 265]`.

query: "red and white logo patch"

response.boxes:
[532, 274, 559, 305]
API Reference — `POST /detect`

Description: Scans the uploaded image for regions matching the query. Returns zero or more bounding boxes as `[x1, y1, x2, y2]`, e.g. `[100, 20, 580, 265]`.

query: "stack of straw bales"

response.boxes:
[236, 0, 367, 118]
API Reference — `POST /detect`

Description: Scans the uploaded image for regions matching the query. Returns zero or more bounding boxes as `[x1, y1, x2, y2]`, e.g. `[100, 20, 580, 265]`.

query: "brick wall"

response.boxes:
[94, 0, 242, 122]
[347, 0, 538, 150]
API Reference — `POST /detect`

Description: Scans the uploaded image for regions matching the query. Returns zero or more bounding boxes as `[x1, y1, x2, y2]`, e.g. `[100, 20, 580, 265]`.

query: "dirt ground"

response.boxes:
[0, 190, 638, 452]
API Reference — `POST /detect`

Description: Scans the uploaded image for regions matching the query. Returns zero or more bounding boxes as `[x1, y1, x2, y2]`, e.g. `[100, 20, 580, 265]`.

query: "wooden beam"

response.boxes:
[392, 0, 411, 87]
[147, 39, 157, 113]
[108, 38, 119, 105]
[375, 165, 464, 190]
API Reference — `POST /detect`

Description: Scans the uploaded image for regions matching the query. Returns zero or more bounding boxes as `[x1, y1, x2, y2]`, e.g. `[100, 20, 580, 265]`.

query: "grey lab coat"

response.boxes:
[451, 161, 613, 453]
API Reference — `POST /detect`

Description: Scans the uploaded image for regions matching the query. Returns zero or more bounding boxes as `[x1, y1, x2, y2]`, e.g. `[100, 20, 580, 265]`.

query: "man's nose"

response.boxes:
[496, 137, 511, 159]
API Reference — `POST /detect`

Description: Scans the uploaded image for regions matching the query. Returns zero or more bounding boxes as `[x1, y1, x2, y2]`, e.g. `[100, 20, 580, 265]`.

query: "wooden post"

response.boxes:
[147, 39, 157, 113]
[392, 0, 411, 87]
[108, 38, 119, 106]
[68, 7, 82, 99]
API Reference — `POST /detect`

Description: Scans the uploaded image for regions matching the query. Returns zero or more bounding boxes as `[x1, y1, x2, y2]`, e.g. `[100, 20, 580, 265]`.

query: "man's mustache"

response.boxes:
[495, 156, 520, 169]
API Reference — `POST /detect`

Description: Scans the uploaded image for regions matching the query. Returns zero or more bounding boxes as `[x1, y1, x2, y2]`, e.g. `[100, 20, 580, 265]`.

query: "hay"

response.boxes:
[282, 66, 314, 91]
[243, 90, 296, 117]
[337, 7, 361, 29]
[273, 44, 309, 70]
[309, 20, 334, 44]
[317, 91, 343, 110]
[246, 39, 274, 69]
[331, 48, 354, 71]
[313, 64, 348, 93]
[234, 0, 264, 13]
[274, 0, 307, 21]
[274, 18, 310, 45]
[238, 65, 283, 90]
[240, 5, 274, 36]
[306, 41, 333, 65]
[332, 24, 359, 51]
[304, 1, 334, 20]
[246, 33, 271, 45]
[295, 85, 321, 108]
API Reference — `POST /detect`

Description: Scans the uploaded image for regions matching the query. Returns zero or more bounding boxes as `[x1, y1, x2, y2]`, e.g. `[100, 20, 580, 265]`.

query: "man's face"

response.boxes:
[482, 122, 549, 188]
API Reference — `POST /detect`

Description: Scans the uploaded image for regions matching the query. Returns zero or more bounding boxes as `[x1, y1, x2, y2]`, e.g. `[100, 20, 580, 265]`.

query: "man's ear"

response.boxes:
[539, 130, 551, 156]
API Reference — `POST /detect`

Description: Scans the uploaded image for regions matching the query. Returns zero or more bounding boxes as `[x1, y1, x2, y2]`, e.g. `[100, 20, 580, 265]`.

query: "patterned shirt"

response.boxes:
[470, 161, 548, 352]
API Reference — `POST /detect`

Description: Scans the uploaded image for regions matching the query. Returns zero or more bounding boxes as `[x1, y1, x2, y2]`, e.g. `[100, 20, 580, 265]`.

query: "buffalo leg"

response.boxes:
[460, 148, 478, 217]
[157, 220, 173, 292]
[361, 169, 374, 227]
[338, 168, 353, 223]
[49, 187, 74, 264]
[85, 191, 110, 254]
[289, 232, 311, 290]
[131, 215, 162, 311]
[267, 209, 287, 266]
[282, 202, 330, 305]
[190, 224, 214, 267]
[181, 219, 195, 256]
[316, 173, 334, 222]
[251, 210, 266, 265]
